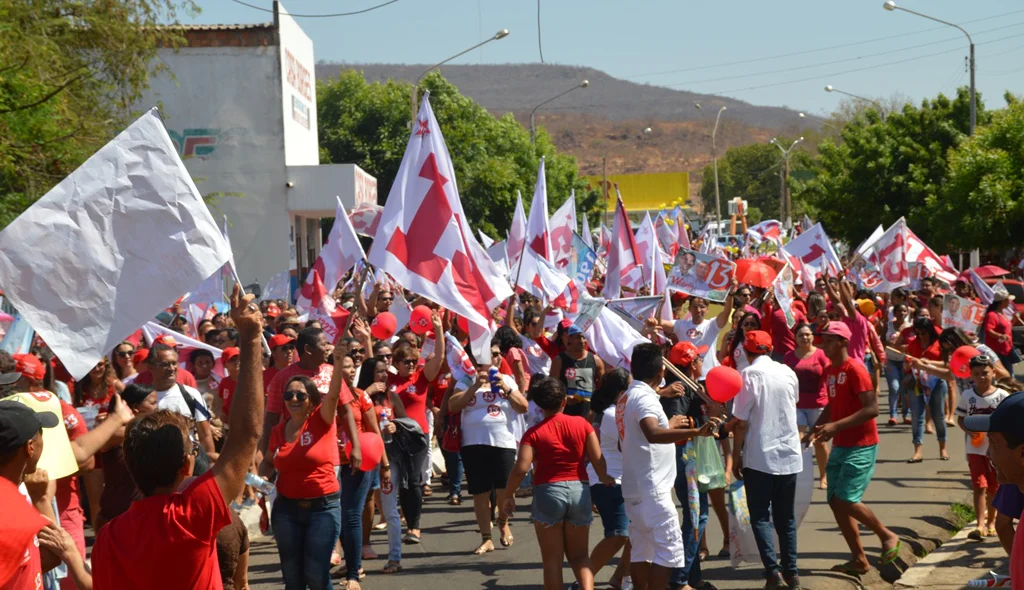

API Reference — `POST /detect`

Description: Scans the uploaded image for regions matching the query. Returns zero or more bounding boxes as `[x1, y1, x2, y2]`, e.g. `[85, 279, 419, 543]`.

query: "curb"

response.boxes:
[894, 521, 1007, 588]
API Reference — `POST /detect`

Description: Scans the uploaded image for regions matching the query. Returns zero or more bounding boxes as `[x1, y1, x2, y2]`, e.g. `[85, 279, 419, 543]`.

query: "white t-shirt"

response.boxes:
[156, 384, 210, 422]
[673, 318, 721, 379]
[520, 336, 553, 376]
[587, 405, 623, 484]
[458, 374, 521, 450]
[619, 380, 676, 499]
[955, 387, 1010, 456]
[733, 355, 803, 475]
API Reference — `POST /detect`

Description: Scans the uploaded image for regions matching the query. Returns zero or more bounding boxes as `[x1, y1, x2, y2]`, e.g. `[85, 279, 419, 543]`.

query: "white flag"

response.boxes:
[507, 191, 528, 262]
[478, 229, 495, 249]
[296, 197, 366, 311]
[581, 212, 594, 250]
[783, 222, 842, 284]
[0, 108, 231, 379]
[261, 270, 292, 302]
[549, 191, 577, 269]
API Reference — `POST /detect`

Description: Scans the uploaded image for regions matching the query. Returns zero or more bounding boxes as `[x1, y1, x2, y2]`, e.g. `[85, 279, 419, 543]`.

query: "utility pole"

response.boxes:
[770, 136, 804, 229]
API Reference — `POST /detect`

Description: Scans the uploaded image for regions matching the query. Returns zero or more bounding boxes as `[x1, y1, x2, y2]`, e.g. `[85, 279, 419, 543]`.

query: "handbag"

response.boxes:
[441, 413, 462, 453]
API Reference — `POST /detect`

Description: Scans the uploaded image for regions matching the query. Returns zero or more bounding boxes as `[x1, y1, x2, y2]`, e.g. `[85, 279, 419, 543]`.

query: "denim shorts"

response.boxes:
[532, 480, 593, 527]
[590, 483, 628, 537]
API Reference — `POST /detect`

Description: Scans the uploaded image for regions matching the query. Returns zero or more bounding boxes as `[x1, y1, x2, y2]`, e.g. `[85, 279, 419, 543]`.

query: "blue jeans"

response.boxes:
[441, 448, 463, 497]
[886, 360, 910, 420]
[272, 492, 342, 590]
[672, 445, 709, 587]
[742, 468, 798, 580]
[339, 465, 373, 582]
[911, 379, 947, 446]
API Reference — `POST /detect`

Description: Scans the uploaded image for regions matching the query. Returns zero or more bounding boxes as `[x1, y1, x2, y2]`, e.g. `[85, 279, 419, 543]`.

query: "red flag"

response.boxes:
[308, 271, 350, 344]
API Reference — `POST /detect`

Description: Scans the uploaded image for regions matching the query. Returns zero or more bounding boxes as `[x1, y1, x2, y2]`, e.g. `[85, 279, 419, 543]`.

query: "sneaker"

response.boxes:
[765, 572, 789, 589]
[887, 418, 897, 426]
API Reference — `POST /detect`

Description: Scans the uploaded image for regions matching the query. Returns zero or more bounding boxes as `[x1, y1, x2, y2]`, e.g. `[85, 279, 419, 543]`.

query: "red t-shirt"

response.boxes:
[262, 366, 281, 397]
[825, 357, 878, 448]
[536, 335, 563, 359]
[55, 401, 87, 547]
[984, 311, 1013, 356]
[388, 370, 431, 433]
[906, 337, 942, 361]
[92, 471, 231, 590]
[783, 348, 831, 409]
[771, 307, 805, 358]
[217, 377, 236, 420]
[429, 372, 451, 408]
[338, 385, 372, 465]
[269, 408, 341, 499]
[134, 367, 198, 388]
[266, 363, 334, 415]
[520, 413, 595, 485]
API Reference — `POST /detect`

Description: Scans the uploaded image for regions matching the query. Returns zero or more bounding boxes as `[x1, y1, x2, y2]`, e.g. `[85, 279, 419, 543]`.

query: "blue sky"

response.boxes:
[187, 0, 1024, 116]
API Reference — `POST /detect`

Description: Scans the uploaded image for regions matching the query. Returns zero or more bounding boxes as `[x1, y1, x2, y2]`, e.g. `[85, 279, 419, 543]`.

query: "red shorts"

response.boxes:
[967, 454, 999, 491]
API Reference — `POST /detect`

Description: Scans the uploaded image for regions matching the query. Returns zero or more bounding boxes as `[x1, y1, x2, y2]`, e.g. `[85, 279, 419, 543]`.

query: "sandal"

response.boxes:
[968, 529, 984, 541]
[422, 484, 433, 497]
[382, 561, 402, 574]
[906, 457, 923, 464]
[881, 541, 903, 565]
[402, 532, 421, 544]
[497, 518, 514, 547]
[373, 521, 387, 530]
[447, 494, 461, 506]
[473, 533, 495, 555]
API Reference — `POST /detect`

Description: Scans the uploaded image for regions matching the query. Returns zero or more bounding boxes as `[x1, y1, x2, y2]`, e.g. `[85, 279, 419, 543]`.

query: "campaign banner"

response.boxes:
[572, 295, 606, 333]
[942, 294, 986, 333]
[773, 264, 798, 329]
[607, 296, 664, 333]
[666, 248, 736, 303]
[565, 232, 598, 286]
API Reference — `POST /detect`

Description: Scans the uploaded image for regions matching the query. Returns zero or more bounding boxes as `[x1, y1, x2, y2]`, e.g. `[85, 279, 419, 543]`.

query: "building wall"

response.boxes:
[141, 44, 291, 286]
[584, 171, 691, 212]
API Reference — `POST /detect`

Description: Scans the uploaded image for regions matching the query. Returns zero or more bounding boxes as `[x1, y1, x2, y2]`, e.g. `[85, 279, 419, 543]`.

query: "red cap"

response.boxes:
[12, 354, 45, 381]
[133, 348, 150, 366]
[221, 347, 240, 362]
[265, 304, 281, 318]
[268, 334, 295, 350]
[153, 335, 178, 348]
[668, 342, 709, 367]
[743, 330, 774, 355]
[816, 321, 853, 341]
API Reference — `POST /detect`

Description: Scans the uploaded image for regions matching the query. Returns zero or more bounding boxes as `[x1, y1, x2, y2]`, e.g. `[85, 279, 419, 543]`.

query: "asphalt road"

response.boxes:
[247, 385, 976, 590]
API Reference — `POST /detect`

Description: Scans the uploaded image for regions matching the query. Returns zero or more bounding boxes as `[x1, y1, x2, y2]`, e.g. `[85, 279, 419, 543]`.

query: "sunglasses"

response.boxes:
[377, 353, 393, 359]
[491, 350, 502, 358]
[283, 391, 309, 402]
[398, 358, 417, 366]
[380, 297, 394, 302]
[115, 350, 134, 358]
[348, 348, 365, 356]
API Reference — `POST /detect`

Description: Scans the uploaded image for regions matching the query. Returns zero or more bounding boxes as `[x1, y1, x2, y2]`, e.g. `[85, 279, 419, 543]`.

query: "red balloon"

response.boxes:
[370, 312, 397, 340]
[950, 345, 980, 379]
[706, 366, 742, 403]
[345, 432, 385, 472]
[409, 305, 433, 335]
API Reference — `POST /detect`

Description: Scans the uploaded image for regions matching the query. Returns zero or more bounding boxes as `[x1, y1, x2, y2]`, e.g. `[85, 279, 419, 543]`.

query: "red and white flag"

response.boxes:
[511, 248, 579, 313]
[581, 213, 594, 250]
[747, 219, 783, 243]
[526, 158, 552, 261]
[297, 197, 366, 311]
[904, 226, 958, 285]
[602, 190, 644, 299]
[676, 210, 692, 251]
[367, 93, 512, 358]
[549, 191, 577, 269]
[654, 213, 679, 261]
[307, 271, 350, 344]
[783, 222, 842, 284]
[867, 218, 910, 289]
[349, 204, 383, 237]
[634, 213, 661, 289]
[506, 191, 527, 261]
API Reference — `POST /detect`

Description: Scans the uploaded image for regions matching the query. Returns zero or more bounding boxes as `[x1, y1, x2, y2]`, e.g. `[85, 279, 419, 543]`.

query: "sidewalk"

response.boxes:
[895, 521, 1009, 589]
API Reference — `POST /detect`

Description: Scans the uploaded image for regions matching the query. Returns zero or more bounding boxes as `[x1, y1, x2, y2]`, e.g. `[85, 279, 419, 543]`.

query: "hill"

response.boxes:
[314, 63, 819, 187]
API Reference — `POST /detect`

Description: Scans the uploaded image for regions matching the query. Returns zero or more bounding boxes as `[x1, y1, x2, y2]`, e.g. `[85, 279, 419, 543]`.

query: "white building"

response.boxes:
[141, 1, 375, 298]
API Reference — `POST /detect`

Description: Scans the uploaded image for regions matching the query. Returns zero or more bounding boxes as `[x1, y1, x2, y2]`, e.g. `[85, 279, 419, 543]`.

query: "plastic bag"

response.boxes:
[727, 481, 759, 568]
[695, 434, 727, 492]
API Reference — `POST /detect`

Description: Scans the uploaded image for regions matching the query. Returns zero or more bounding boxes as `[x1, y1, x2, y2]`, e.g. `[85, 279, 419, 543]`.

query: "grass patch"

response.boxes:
[949, 501, 977, 532]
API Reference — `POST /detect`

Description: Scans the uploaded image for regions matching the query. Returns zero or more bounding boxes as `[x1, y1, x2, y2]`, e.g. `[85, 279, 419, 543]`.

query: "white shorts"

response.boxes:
[624, 491, 686, 568]
[797, 407, 825, 429]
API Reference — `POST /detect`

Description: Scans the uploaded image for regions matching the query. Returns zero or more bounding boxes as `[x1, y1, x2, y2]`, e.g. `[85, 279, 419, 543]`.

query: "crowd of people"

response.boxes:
[2, 252, 1024, 590]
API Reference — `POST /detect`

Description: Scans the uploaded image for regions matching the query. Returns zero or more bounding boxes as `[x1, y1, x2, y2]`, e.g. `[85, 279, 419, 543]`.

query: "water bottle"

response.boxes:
[245, 472, 275, 496]
[379, 413, 393, 444]
[488, 367, 501, 395]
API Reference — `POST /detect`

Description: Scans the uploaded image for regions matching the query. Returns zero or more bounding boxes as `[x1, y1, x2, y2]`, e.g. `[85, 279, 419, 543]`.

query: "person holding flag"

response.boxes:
[647, 284, 737, 380]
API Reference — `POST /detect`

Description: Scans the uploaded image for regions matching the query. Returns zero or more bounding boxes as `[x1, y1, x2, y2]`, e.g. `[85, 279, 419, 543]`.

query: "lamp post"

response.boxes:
[529, 80, 589, 145]
[884, 1, 974, 134]
[410, 29, 510, 122]
[770, 136, 804, 229]
[695, 102, 727, 235]
[825, 85, 886, 121]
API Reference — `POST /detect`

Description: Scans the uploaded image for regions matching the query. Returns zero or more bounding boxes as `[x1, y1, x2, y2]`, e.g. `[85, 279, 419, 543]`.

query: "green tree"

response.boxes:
[0, 0, 197, 227]
[798, 86, 990, 247]
[317, 70, 602, 238]
[698, 141, 814, 224]
[929, 96, 1024, 250]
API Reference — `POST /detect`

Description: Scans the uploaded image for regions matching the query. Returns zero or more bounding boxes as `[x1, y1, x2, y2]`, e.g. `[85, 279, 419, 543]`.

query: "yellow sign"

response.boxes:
[584, 172, 691, 212]
[8, 391, 78, 480]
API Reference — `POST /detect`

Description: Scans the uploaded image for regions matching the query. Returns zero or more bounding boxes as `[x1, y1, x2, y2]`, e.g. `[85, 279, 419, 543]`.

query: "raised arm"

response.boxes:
[449, 373, 486, 413]
[715, 281, 737, 329]
[70, 394, 134, 467]
[422, 311, 445, 382]
[213, 284, 266, 505]
[323, 341, 360, 467]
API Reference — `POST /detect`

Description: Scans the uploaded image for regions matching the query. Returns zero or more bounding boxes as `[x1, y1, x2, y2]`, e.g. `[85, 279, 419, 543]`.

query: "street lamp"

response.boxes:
[770, 136, 804, 229]
[884, 1, 974, 134]
[695, 102, 727, 235]
[410, 29, 510, 122]
[529, 80, 589, 145]
[825, 85, 886, 121]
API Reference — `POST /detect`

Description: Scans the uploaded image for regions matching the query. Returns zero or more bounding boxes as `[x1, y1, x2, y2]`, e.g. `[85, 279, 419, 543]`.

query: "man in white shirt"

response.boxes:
[648, 293, 734, 380]
[618, 343, 720, 590]
[149, 343, 216, 456]
[731, 331, 803, 590]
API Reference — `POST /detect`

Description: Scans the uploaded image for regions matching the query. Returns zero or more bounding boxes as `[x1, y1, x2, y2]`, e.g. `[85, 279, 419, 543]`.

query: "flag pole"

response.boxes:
[229, 265, 272, 356]
[506, 232, 531, 323]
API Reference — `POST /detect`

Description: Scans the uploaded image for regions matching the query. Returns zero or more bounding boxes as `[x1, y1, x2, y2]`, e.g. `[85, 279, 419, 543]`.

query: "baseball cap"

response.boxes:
[994, 290, 1016, 302]
[964, 391, 1024, 436]
[152, 335, 178, 348]
[269, 334, 296, 350]
[567, 324, 584, 337]
[221, 347, 240, 362]
[0, 399, 60, 453]
[265, 304, 281, 318]
[668, 341, 709, 367]
[132, 347, 150, 367]
[743, 330, 773, 354]
[12, 354, 45, 382]
[816, 321, 853, 341]
[855, 298, 877, 317]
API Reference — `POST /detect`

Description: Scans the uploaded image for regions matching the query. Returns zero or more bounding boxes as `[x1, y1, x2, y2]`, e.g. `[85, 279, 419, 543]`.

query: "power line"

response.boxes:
[623, 8, 1024, 80]
[227, 0, 401, 17]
